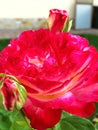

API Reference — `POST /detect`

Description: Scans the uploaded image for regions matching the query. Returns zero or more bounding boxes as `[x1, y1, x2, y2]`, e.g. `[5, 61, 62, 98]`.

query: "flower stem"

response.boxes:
[20, 109, 33, 130]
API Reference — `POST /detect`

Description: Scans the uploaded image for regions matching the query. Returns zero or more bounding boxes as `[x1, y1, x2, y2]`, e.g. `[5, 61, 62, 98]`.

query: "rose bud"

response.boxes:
[48, 9, 72, 33]
[0, 76, 27, 111]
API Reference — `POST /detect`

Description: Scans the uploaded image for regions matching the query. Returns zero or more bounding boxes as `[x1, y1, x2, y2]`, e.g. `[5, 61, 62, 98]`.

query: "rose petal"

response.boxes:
[28, 91, 96, 117]
[23, 98, 61, 130]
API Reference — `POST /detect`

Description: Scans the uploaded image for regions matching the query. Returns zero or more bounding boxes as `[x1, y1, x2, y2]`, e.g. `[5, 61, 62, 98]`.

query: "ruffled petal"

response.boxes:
[63, 101, 96, 117]
[23, 98, 61, 130]
[72, 83, 98, 102]
[28, 91, 96, 117]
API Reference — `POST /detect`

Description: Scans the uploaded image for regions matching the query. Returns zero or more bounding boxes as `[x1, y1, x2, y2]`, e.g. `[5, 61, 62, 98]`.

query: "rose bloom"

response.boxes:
[0, 9, 98, 130]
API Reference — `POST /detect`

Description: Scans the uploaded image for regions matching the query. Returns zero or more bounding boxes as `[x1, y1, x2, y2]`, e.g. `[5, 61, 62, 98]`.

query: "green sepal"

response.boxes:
[15, 82, 27, 110]
[0, 73, 5, 89]
[0, 79, 4, 89]
[62, 18, 72, 32]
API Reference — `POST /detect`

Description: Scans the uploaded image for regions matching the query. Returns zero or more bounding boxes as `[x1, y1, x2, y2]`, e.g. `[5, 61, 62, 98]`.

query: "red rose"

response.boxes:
[0, 28, 98, 130]
[0, 8, 98, 130]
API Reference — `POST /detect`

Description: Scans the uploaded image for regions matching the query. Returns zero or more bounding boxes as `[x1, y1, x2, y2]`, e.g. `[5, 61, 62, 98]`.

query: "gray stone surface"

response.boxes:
[0, 28, 98, 39]
[0, 18, 98, 39]
[0, 18, 47, 29]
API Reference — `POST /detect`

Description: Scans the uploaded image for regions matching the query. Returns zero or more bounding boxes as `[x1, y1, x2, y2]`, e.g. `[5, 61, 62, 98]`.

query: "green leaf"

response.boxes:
[61, 111, 72, 119]
[0, 108, 30, 130]
[0, 109, 12, 130]
[54, 120, 76, 130]
[95, 123, 98, 130]
[16, 121, 27, 126]
[54, 112, 95, 130]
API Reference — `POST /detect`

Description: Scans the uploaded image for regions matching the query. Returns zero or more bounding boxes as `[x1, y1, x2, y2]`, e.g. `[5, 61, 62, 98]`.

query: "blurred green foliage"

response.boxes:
[0, 39, 10, 51]
[79, 34, 98, 49]
[0, 108, 30, 130]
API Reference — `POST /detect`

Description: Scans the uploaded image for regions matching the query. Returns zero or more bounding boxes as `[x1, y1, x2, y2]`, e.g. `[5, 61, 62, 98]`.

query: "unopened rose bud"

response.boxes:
[48, 9, 72, 33]
[0, 76, 27, 111]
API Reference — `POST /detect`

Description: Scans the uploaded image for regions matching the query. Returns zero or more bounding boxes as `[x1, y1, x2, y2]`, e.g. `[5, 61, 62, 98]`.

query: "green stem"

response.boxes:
[20, 109, 33, 130]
